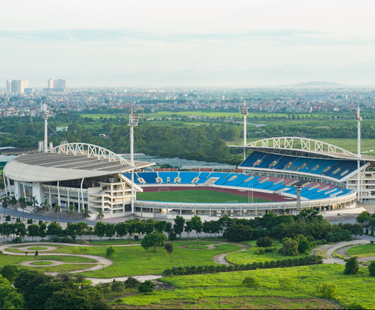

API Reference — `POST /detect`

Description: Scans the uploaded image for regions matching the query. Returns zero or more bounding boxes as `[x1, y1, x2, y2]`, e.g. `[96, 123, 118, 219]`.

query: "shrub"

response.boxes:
[51, 236, 60, 242]
[164, 243, 173, 255]
[298, 240, 310, 253]
[125, 276, 140, 288]
[252, 228, 267, 239]
[265, 247, 276, 253]
[369, 261, 375, 276]
[256, 236, 272, 247]
[27, 219, 32, 224]
[344, 257, 359, 275]
[316, 282, 337, 298]
[345, 302, 365, 309]
[281, 237, 299, 256]
[74, 274, 86, 284]
[278, 276, 291, 289]
[5, 215, 10, 221]
[111, 281, 124, 293]
[38, 220, 43, 225]
[11, 237, 22, 244]
[60, 236, 72, 243]
[168, 231, 177, 240]
[224, 223, 253, 242]
[242, 276, 259, 287]
[138, 280, 155, 293]
[255, 248, 265, 255]
[134, 235, 139, 241]
[371, 240, 374, 245]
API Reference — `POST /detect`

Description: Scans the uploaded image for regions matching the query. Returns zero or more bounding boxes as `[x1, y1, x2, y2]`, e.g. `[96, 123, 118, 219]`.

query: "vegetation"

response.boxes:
[344, 257, 359, 275]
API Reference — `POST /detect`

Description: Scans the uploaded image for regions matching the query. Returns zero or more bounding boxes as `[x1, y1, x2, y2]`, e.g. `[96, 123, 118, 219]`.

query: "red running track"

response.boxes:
[141, 186, 294, 202]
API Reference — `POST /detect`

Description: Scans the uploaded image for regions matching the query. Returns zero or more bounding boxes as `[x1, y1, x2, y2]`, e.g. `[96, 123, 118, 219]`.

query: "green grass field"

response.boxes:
[347, 244, 375, 257]
[117, 264, 375, 309]
[137, 189, 270, 203]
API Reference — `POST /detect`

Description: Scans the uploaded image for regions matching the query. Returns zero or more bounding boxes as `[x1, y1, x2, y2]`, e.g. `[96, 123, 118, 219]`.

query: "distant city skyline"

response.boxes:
[1, 0, 375, 86]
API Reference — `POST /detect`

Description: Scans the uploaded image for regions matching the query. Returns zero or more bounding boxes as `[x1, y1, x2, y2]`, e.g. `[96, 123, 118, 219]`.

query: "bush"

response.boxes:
[369, 261, 375, 276]
[60, 236, 73, 243]
[125, 276, 140, 288]
[344, 257, 359, 275]
[224, 223, 253, 242]
[255, 248, 265, 255]
[298, 240, 310, 253]
[265, 247, 276, 253]
[11, 237, 22, 244]
[27, 219, 32, 224]
[371, 240, 374, 245]
[138, 280, 155, 293]
[38, 220, 43, 225]
[164, 243, 173, 255]
[252, 228, 267, 239]
[256, 236, 272, 247]
[281, 237, 299, 256]
[278, 276, 291, 289]
[316, 282, 337, 298]
[51, 236, 60, 242]
[242, 276, 259, 287]
[168, 231, 177, 240]
[134, 235, 139, 241]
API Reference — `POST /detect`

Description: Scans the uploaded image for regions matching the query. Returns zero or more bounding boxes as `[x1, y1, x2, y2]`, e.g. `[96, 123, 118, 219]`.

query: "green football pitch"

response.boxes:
[137, 189, 271, 204]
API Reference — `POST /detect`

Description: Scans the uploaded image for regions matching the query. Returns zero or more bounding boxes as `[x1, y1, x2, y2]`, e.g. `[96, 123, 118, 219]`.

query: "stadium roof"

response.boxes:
[230, 137, 375, 161]
[4, 143, 154, 182]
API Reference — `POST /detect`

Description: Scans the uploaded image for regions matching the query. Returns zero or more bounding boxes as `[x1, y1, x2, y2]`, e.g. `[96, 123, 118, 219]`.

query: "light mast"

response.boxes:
[239, 102, 248, 160]
[41, 103, 49, 152]
[354, 106, 362, 202]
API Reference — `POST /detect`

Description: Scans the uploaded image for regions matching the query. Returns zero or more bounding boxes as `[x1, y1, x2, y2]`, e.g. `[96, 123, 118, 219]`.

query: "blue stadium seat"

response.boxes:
[254, 154, 282, 169]
[273, 156, 297, 170]
[311, 160, 338, 175]
[225, 174, 250, 187]
[179, 172, 199, 184]
[298, 159, 323, 173]
[240, 151, 266, 167]
[159, 172, 178, 183]
[138, 172, 157, 184]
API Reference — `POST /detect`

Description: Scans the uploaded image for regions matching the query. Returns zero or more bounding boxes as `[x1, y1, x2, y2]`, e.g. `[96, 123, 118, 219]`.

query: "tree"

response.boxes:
[47, 222, 62, 237]
[27, 224, 39, 240]
[97, 209, 105, 221]
[242, 276, 259, 287]
[298, 239, 311, 253]
[66, 205, 75, 222]
[0, 265, 18, 283]
[41, 199, 50, 222]
[9, 195, 17, 218]
[164, 243, 173, 255]
[66, 223, 77, 240]
[369, 261, 375, 276]
[115, 222, 128, 239]
[138, 280, 155, 293]
[76, 222, 88, 240]
[190, 215, 203, 237]
[256, 236, 273, 247]
[124, 277, 140, 288]
[106, 246, 117, 258]
[344, 257, 359, 275]
[105, 223, 115, 239]
[38, 222, 47, 238]
[54, 204, 62, 223]
[155, 221, 166, 233]
[184, 221, 193, 238]
[31, 196, 38, 222]
[356, 211, 371, 224]
[173, 215, 185, 237]
[18, 197, 27, 219]
[82, 207, 91, 223]
[224, 223, 253, 242]
[164, 221, 173, 238]
[141, 232, 167, 252]
[2, 196, 9, 217]
[316, 282, 337, 298]
[281, 237, 299, 256]
[94, 221, 106, 239]
[145, 222, 155, 235]
[111, 281, 124, 293]
[351, 223, 363, 239]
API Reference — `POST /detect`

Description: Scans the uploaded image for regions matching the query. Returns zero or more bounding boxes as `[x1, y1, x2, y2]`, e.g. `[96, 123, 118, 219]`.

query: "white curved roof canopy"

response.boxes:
[230, 137, 375, 161]
[4, 143, 154, 182]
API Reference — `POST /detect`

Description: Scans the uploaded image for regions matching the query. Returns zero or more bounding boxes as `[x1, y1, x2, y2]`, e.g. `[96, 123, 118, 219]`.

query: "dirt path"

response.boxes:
[212, 242, 248, 266]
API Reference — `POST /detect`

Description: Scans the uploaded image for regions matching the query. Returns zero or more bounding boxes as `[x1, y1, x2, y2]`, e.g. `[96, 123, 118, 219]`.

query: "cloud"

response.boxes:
[0, 29, 373, 46]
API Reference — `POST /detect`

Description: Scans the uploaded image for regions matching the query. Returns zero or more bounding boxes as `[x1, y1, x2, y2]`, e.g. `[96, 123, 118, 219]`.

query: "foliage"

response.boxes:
[106, 246, 117, 258]
[141, 232, 167, 252]
[138, 280, 155, 293]
[162, 255, 323, 276]
[164, 243, 173, 255]
[125, 277, 140, 289]
[344, 257, 359, 275]
[298, 240, 311, 253]
[281, 238, 299, 256]
[256, 236, 272, 247]
[242, 276, 259, 287]
[224, 223, 253, 242]
[368, 261, 375, 277]
[94, 222, 106, 239]
[356, 211, 371, 224]
[111, 281, 124, 293]
[0, 265, 18, 283]
[316, 282, 337, 298]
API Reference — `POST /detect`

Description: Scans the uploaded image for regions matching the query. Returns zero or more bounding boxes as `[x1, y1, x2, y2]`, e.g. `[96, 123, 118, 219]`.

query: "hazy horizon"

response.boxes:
[1, 0, 375, 87]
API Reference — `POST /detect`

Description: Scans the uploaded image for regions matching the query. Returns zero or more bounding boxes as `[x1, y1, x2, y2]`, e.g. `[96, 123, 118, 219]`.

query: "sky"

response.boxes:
[0, 0, 375, 87]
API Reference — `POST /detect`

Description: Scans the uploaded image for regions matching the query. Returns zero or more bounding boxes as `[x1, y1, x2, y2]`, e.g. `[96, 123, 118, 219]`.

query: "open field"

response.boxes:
[137, 189, 270, 204]
[347, 244, 375, 257]
[116, 264, 375, 309]
[227, 239, 309, 264]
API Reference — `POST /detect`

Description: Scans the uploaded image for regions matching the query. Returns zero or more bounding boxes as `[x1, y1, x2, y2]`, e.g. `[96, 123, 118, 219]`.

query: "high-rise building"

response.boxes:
[54, 79, 65, 89]
[6, 79, 29, 93]
[48, 79, 54, 88]
[6, 80, 12, 94]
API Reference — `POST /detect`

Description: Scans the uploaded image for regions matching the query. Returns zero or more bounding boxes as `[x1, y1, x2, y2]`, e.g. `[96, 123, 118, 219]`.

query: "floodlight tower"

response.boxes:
[41, 103, 50, 153]
[239, 102, 249, 160]
[128, 107, 141, 215]
[354, 105, 362, 202]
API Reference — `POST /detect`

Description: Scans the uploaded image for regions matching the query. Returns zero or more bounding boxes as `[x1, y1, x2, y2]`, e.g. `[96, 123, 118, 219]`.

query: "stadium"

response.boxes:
[1, 105, 372, 219]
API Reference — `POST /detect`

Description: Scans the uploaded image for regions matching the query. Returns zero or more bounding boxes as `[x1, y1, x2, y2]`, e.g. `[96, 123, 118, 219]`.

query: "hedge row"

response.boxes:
[162, 255, 323, 277]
